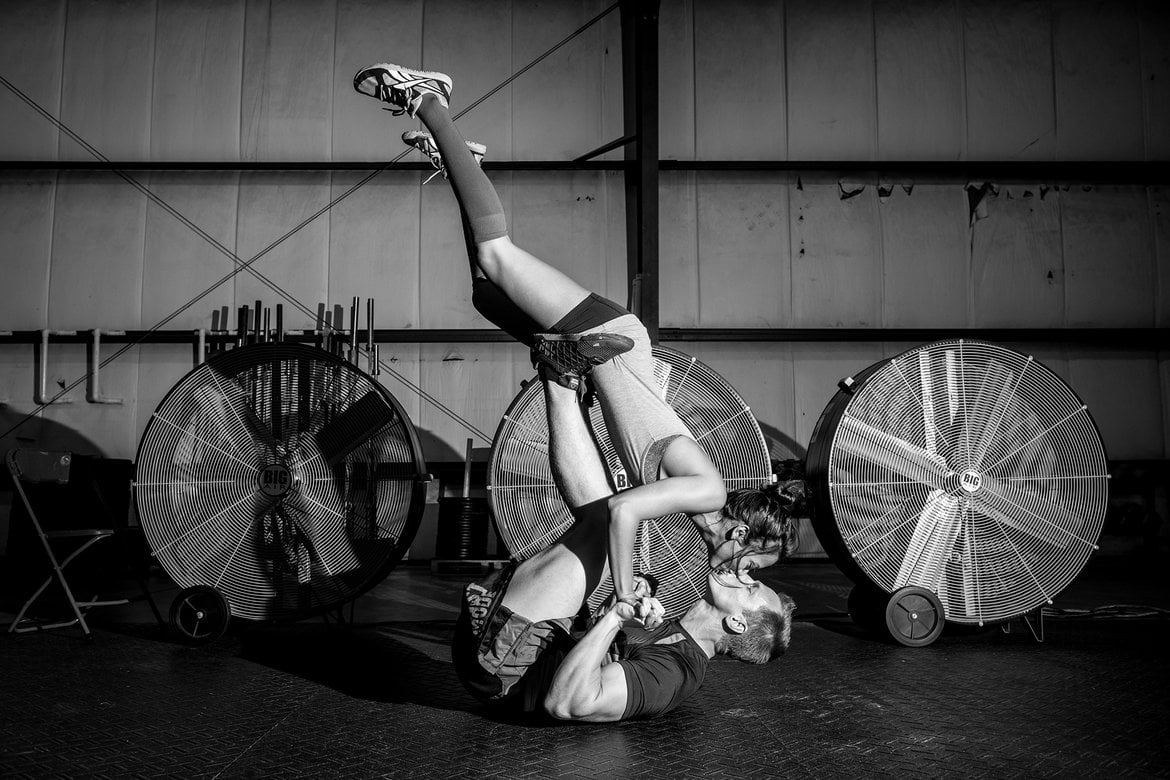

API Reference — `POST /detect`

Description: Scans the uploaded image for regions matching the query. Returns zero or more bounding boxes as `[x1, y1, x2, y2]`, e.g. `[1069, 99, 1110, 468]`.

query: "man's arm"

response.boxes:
[543, 605, 634, 722]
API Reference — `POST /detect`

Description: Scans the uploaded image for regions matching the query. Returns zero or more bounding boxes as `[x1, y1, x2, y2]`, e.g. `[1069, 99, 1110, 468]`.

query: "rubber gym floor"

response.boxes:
[1, 557, 1168, 779]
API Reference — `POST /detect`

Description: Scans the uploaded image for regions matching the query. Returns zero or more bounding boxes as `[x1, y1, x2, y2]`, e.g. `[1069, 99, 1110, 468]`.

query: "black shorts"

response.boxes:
[552, 293, 628, 334]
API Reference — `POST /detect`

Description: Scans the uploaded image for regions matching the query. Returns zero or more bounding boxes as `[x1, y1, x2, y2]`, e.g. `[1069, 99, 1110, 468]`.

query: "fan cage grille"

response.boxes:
[489, 346, 771, 618]
[136, 344, 426, 622]
[821, 340, 1108, 625]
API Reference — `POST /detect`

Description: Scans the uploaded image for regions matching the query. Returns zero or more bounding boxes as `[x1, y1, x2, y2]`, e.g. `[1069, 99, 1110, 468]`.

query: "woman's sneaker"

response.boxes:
[402, 129, 486, 182]
[532, 332, 634, 390]
[353, 63, 452, 117]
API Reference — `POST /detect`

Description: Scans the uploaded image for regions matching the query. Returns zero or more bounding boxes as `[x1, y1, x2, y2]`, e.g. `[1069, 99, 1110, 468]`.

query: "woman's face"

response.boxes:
[709, 535, 780, 575]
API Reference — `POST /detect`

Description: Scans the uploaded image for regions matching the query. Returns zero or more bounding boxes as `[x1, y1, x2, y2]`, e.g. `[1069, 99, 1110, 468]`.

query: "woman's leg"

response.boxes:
[413, 93, 592, 329]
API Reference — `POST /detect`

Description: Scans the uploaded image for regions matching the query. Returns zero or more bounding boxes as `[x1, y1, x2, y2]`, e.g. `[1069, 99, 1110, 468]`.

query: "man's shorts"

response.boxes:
[451, 564, 574, 713]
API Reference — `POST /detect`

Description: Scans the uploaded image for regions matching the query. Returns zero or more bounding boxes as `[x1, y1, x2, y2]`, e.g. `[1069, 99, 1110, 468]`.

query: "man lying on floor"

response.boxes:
[450, 371, 796, 722]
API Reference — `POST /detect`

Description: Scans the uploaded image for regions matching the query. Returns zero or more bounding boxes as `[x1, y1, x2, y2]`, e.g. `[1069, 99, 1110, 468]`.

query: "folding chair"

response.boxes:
[5, 448, 161, 639]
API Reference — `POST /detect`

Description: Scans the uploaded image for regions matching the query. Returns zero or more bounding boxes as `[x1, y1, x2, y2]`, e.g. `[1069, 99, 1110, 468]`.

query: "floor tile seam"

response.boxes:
[205, 689, 324, 780]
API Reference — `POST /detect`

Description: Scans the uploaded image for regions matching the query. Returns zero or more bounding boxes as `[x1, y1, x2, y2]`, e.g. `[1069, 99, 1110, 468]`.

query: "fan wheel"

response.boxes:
[884, 586, 945, 647]
[169, 586, 231, 644]
[848, 584, 945, 647]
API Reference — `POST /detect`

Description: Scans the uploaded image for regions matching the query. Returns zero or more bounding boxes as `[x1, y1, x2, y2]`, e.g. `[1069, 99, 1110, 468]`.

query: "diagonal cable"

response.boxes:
[0, 1, 619, 445]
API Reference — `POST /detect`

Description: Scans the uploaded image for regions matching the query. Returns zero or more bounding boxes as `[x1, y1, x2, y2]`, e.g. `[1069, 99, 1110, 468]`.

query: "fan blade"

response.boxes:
[836, 414, 950, 490]
[316, 390, 397, 466]
[894, 490, 962, 593]
[975, 474, 1096, 549]
[962, 358, 1020, 469]
[281, 497, 362, 578]
[206, 365, 282, 455]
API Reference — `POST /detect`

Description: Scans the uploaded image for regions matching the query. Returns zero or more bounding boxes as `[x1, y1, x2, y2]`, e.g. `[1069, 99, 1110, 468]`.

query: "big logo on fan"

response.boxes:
[258, 463, 293, 497]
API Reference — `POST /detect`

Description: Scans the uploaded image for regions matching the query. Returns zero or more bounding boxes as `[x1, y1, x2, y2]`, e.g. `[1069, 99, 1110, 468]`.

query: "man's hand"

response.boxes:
[611, 595, 665, 630]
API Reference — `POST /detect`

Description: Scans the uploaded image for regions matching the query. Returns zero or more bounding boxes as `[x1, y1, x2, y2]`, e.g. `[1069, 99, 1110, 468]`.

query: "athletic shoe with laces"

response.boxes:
[532, 332, 634, 391]
[353, 63, 452, 117]
[402, 129, 486, 183]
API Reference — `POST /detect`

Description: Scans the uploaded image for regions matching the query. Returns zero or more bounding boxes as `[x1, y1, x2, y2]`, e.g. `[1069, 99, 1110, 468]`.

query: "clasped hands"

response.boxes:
[607, 574, 665, 629]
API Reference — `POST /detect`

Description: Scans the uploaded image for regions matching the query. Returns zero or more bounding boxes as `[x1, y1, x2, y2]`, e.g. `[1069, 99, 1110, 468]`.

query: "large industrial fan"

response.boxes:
[135, 342, 427, 641]
[807, 340, 1108, 646]
[490, 346, 771, 618]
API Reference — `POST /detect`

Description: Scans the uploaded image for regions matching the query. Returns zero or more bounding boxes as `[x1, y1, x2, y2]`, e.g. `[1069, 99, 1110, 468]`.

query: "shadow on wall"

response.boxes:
[0, 406, 106, 557]
[758, 420, 807, 464]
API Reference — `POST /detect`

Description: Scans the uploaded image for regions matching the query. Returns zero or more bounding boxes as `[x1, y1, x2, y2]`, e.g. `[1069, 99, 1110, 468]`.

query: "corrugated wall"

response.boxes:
[0, 0, 1166, 476]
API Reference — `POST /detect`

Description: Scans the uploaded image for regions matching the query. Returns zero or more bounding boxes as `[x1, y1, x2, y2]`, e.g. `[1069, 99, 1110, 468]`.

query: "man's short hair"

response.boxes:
[715, 592, 796, 664]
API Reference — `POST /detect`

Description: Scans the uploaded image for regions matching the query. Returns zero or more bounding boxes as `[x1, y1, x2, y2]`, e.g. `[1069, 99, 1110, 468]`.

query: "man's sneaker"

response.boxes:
[532, 332, 634, 390]
[353, 63, 452, 117]
[402, 129, 486, 183]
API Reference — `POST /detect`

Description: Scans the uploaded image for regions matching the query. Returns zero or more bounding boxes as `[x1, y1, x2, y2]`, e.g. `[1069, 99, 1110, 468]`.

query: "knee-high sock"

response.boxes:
[417, 95, 507, 243]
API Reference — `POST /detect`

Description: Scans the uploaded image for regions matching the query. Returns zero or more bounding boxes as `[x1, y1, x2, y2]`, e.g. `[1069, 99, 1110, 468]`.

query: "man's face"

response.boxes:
[706, 567, 783, 617]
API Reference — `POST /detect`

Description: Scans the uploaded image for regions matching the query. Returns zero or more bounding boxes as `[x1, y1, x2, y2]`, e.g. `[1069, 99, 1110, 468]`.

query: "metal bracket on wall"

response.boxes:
[34, 329, 75, 405]
[193, 328, 207, 368]
[87, 328, 123, 404]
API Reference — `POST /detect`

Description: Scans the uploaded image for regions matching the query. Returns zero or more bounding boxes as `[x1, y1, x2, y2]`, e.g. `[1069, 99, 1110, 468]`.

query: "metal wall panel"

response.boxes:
[790, 342, 884, 453]
[418, 174, 482, 329]
[512, 1, 610, 161]
[48, 172, 146, 330]
[328, 171, 422, 328]
[332, 0, 424, 163]
[423, 0, 513, 160]
[43, 345, 140, 460]
[879, 185, 968, 327]
[963, 0, 1054, 160]
[660, 171, 700, 326]
[417, 342, 527, 455]
[1069, 352, 1165, 459]
[1062, 187, 1155, 327]
[658, 0, 695, 160]
[791, 185, 881, 327]
[58, 0, 155, 161]
[695, 173, 790, 327]
[970, 187, 1063, 327]
[1141, 5, 1170, 160]
[233, 172, 330, 329]
[511, 171, 612, 302]
[693, 0, 786, 160]
[151, 0, 245, 161]
[0, 0, 65, 159]
[786, 0, 876, 160]
[875, 0, 964, 160]
[1154, 188, 1170, 329]
[1053, 0, 1144, 160]
[0, 173, 55, 329]
[141, 172, 239, 329]
[240, 0, 335, 161]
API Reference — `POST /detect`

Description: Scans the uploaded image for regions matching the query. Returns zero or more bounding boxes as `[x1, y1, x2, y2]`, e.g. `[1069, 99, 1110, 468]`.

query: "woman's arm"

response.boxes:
[606, 438, 726, 601]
